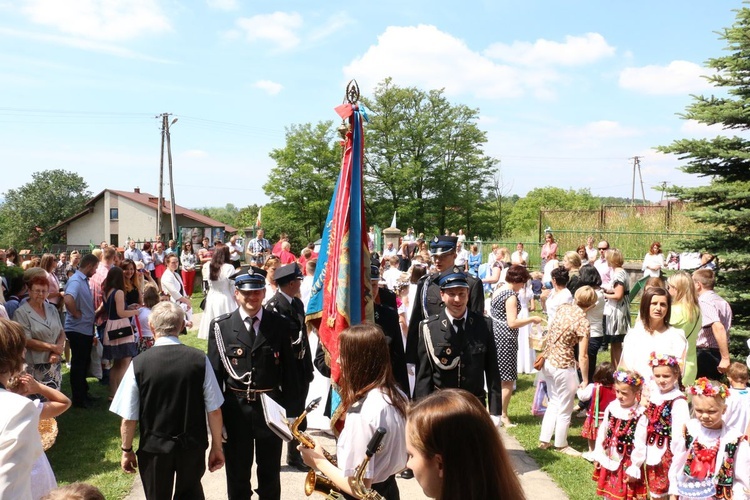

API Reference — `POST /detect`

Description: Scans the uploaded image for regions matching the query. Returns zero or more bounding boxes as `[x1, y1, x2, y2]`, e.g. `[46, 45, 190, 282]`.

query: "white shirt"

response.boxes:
[586, 289, 606, 338]
[337, 388, 407, 483]
[642, 253, 665, 278]
[546, 287, 573, 326]
[621, 322, 687, 387]
[454, 248, 469, 267]
[724, 387, 750, 436]
[383, 267, 402, 291]
[0, 389, 43, 499]
[542, 259, 559, 283]
[110, 336, 224, 421]
[229, 242, 243, 262]
[382, 246, 397, 257]
[511, 250, 529, 265]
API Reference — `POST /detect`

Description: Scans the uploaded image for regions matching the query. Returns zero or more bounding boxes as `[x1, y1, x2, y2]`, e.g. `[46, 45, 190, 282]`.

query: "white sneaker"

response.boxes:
[581, 451, 595, 462]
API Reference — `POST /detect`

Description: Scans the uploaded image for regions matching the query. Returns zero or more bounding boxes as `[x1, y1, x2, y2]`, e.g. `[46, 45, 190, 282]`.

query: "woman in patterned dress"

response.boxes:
[490, 265, 542, 427]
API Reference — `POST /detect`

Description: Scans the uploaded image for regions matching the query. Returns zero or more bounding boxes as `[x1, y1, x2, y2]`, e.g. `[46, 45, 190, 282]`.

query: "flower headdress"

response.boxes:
[649, 352, 680, 368]
[614, 370, 644, 387]
[688, 377, 728, 399]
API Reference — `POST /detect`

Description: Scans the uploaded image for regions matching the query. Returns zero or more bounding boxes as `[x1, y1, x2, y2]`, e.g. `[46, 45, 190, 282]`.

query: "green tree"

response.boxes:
[194, 204, 241, 229]
[0, 169, 91, 249]
[362, 78, 498, 236]
[506, 187, 599, 237]
[264, 121, 342, 244]
[658, 5, 750, 339]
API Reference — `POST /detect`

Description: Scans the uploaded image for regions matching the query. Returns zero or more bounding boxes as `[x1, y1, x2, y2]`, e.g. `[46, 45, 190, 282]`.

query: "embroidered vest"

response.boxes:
[678, 427, 745, 499]
[645, 396, 686, 449]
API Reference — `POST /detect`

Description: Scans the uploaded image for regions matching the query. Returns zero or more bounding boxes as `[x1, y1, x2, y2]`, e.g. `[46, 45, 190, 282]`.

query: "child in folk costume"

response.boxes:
[592, 370, 648, 500]
[579, 361, 617, 462]
[629, 353, 691, 498]
[668, 378, 750, 499]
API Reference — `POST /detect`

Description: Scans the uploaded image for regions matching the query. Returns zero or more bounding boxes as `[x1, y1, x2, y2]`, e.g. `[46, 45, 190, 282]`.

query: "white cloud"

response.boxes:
[181, 149, 209, 159]
[484, 33, 615, 66]
[235, 11, 302, 51]
[21, 0, 171, 41]
[206, 0, 238, 11]
[619, 60, 712, 95]
[254, 79, 283, 95]
[679, 119, 727, 136]
[309, 11, 353, 42]
[344, 25, 559, 100]
[556, 120, 642, 150]
[0, 27, 174, 63]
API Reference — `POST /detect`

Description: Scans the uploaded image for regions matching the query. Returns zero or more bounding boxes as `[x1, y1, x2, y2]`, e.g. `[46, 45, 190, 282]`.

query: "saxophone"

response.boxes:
[351, 428, 387, 500]
[285, 397, 342, 498]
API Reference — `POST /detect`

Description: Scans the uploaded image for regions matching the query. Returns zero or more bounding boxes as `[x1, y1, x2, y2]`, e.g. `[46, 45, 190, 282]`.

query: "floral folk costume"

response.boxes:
[668, 378, 750, 499]
[592, 371, 648, 500]
[630, 353, 691, 498]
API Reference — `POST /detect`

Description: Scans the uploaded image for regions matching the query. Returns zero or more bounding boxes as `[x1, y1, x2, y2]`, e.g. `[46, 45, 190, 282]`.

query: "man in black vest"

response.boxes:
[208, 267, 303, 500]
[413, 268, 498, 407]
[264, 263, 313, 471]
[110, 301, 225, 500]
[406, 236, 485, 377]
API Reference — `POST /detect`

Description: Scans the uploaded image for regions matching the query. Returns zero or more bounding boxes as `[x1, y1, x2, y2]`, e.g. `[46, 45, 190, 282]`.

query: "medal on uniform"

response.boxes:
[232, 358, 238, 366]
[236, 348, 244, 356]
[441, 358, 448, 364]
[445, 348, 452, 355]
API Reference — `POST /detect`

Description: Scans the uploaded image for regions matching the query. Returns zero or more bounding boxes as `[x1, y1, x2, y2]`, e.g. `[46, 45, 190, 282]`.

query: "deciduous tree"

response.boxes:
[0, 169, 90, 249]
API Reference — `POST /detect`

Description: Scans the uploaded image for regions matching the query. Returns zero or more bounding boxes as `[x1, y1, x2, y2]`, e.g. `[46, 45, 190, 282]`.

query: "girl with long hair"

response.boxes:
[406, 388, 525, 500]
[300, 324, 408, 499]
[180, 241, 198, 298]
[100, 266, 140, 399]
[666, 271, 702, 386]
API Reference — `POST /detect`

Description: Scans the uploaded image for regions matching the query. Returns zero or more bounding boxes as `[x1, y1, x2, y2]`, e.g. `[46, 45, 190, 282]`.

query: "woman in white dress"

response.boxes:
[516, 279, 537, 374]
[198, 246, 237, 340]
[641, 241, 665, 278]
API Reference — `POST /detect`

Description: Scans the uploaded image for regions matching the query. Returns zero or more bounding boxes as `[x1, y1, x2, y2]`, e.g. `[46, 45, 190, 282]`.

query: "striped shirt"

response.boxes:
[697, 290, 732, 349]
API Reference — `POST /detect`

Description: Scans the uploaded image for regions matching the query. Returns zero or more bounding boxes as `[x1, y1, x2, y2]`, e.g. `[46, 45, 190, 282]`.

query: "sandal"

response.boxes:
[538, 442, 552, 450]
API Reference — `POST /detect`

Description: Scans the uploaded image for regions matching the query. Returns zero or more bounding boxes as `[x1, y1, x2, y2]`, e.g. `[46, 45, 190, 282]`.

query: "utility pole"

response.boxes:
[156, 113, 178, 240]
[166, 117, 178, 241]
[157, 114, 167, 238]
[630, 156, 645, 205]
[659, 181, 668, 203]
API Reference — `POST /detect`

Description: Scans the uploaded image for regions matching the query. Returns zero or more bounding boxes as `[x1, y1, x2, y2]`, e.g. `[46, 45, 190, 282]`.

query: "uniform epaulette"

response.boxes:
[215, 312, 233, 322]
[424, 313, 441, 323]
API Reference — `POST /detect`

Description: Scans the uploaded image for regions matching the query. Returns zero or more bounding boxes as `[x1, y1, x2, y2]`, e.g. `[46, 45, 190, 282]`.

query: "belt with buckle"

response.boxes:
[228, 386, 273, 402]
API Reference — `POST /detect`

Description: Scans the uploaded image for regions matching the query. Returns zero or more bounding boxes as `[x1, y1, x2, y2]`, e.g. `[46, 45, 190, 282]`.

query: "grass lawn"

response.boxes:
[47, 293, 209, 499]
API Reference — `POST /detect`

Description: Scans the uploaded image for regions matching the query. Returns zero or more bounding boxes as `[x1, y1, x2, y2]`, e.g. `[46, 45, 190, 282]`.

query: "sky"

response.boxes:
[0, 0, 743, 216]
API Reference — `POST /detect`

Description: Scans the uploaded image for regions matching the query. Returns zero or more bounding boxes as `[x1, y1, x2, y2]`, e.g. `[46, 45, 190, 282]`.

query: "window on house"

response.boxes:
[110, 208, 119, 220]
[110, 234, 119, 247]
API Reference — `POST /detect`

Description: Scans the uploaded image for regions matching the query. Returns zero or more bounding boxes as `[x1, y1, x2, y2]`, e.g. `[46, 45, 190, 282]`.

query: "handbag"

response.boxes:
[103, 292, 134, 342]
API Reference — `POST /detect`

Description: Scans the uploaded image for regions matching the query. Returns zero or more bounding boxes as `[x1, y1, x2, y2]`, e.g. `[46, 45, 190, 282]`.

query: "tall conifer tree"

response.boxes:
[658, 6, 750, 339]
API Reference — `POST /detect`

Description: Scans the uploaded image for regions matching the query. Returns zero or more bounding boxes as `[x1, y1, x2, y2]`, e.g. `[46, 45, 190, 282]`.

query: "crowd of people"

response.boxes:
[0, 228, 749, 500]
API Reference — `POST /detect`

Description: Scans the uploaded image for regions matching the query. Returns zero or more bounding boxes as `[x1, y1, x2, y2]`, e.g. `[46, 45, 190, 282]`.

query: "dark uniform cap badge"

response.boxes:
[432, 236, 440, 244]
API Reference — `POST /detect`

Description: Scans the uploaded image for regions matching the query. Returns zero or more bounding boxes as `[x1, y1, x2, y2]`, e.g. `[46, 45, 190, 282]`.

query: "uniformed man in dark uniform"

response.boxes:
[406, 236, 485, 373]
[413, 268, 498, 407]
[263, 263, 313, 472]
[311, 263, 410, 416]
[208, 267, 303, 500]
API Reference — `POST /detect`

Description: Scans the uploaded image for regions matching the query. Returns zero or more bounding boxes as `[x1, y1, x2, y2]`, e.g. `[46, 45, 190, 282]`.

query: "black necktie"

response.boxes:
[453, 318, 465, 335]
[246, 316, 258, 343]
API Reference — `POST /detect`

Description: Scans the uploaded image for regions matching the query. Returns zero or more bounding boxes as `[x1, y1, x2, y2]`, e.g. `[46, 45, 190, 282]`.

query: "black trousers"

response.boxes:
[137, 449, 205, 500]
[696, 347, 723, 380]
[65, 331, 93, 405]
[223, 394, 283, 500]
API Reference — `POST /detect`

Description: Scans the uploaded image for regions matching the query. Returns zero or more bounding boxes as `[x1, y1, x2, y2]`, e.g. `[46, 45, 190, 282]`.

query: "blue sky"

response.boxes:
[0, 0, 742, 218]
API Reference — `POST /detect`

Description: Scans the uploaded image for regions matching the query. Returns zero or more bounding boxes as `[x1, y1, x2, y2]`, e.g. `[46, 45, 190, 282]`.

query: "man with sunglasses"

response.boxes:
[593, 240, 612, 289]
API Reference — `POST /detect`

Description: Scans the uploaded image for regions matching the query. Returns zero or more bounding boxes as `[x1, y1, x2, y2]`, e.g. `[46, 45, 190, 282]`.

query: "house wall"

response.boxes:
[64, 191, 225, 246]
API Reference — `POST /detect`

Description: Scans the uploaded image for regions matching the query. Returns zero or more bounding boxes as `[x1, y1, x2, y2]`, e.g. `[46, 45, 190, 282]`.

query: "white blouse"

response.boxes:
[337, 388, 407, 483]
[621, 322, 687, 385]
